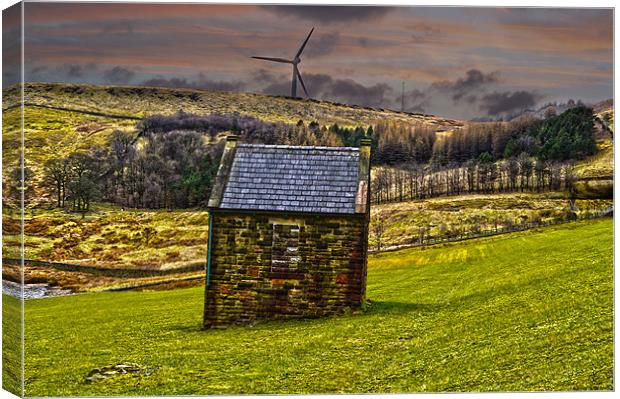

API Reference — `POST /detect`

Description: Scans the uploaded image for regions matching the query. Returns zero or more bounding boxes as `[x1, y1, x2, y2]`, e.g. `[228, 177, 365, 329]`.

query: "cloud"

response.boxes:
[141, 73, 245, 92]
[401, 89, 429, 113]
[265, 5, 391, 24]
[253, 68, 286, 87]
[329, 78, 393, 108]
[479, 90, 543, 115]
[102, 66, 136, 84]
[410, 23, 440, 44]
[357, 37, 371, 47]
[431, 69, 500, 102]
[101, 19, 135, 35]
[24, 63, 100, 83]
[305, 32, 340, 57]
[259, 69, 393, 108]
[262, 72, 330, 97]
[66, 64, 84, 77]
[64, 63, 98, 78]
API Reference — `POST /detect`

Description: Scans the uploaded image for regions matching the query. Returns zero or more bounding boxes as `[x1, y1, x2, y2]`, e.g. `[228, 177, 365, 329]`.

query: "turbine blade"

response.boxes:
[291, 67, 297, 98]
[295, 27, 314, 59]
[251, 56, 292, 64]
[295, 66, 309, 98]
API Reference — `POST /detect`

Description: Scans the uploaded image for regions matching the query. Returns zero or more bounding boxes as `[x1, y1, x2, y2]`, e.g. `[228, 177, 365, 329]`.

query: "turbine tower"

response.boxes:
[252, 27, 314, 98]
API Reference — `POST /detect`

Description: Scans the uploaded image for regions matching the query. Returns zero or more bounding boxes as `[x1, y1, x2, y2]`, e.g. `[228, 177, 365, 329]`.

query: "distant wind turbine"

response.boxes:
[252, 27, 314, 98]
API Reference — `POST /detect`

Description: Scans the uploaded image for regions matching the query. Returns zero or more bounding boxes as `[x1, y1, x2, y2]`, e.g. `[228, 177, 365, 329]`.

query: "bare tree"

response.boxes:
[44, 157, 71, 208]
[371, 211, 387, 252]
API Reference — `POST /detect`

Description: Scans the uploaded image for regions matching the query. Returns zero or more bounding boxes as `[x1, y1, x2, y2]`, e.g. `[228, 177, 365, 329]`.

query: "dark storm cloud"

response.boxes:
[141, 73, 246, 92]
[25, 63, 99, 82]
[265, 6, 391, 24]
[66, 64, 83, 77]
[479, 91, 543, 115]
[253, 68, 282, 85]
[102, 66, 136, 84]
[329, 79, 393, 108]
[260, 70, 393, 108]
[305, 32, 340, 57]
[65, 64, 98, 78]
[262, 72, 330, 97]
[431, 69, 500, 102]
[402, 89, 429, 113]
[464, 94, 478, 104]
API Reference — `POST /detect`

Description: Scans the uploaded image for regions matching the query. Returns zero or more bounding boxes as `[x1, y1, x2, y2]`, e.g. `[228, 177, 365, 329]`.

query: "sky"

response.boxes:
[2, 1, 614, 120]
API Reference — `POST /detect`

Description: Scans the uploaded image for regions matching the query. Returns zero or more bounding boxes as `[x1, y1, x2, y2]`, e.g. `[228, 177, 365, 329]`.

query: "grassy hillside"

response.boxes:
[2, 83, 612, 204]
[370, 193, 611, 250]
[4, 205, 210, 269]
[17, 218, 612, 395]
[575, 108, 614, 177]
[4, 83, 464, 128]
[2, 293, 22, 395]
[5, 193, 610, 272]
[574, 140, 613, 178]
[2, 82, 463, 203]
[2, 105, 137, 202]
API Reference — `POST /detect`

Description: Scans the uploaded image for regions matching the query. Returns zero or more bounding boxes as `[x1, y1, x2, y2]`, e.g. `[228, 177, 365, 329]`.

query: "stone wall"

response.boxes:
[203, 212, 368, 328]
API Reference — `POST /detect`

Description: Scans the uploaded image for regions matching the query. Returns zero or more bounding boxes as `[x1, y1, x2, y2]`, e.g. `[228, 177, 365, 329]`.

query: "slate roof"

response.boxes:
[218, 144, 361, 214]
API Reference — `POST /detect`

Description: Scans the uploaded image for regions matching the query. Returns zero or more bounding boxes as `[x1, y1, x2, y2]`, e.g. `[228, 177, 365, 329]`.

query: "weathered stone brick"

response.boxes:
[203, 212, 369, 329]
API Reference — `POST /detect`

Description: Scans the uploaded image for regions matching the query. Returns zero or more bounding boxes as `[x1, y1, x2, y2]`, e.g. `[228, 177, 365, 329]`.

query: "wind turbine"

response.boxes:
[252, 27, 314, 98]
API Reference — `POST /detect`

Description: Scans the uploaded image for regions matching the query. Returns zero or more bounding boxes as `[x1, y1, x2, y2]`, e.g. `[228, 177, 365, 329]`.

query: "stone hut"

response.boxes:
[203, 136, 371, 328]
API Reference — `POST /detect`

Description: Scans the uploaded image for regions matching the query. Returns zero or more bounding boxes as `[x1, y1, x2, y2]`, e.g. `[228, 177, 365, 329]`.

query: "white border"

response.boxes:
[0, 1, 616, 399]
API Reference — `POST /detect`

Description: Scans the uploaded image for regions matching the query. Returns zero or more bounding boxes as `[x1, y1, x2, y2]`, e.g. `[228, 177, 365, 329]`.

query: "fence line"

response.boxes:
[371, 207, 613, 254]
[102, 275, 204, 292]
[4, 207, 613, 273]
[1, 258, 204, 277]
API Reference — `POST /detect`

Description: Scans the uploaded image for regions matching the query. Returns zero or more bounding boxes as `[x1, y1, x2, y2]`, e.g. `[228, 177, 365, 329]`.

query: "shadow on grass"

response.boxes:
[164, 301, 444, 335]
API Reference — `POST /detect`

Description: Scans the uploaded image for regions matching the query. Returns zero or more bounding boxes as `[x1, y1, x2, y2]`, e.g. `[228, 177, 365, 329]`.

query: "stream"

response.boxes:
[2, 280, 74, 299]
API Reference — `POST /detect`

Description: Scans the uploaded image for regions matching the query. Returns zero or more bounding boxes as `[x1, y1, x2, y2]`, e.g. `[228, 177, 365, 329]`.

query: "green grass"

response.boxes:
[2, 294, 22, 396]
[20, 218, 613, 395]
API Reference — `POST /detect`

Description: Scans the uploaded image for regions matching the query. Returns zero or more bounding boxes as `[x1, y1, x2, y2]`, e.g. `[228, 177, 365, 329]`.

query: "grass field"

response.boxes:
[3, 193, 611, 271]
[1, 293, 22, 395]
[13, 218, 613, 395]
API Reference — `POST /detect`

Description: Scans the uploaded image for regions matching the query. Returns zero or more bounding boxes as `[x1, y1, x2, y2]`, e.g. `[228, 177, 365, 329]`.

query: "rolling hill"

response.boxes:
[1, 83, 613, 273]
[4, 82, 464, 128]
[1, 82, 465, 204]
[2, 83, 613, 203]
[6, 218, 612, 395]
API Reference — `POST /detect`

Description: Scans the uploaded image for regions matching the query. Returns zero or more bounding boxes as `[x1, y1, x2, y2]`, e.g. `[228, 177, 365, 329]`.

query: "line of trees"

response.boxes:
[372, 154, 576, 204]
[41, 105, 596, 212]
[43, 112, 345, 211]
[431, 106, 596, 165]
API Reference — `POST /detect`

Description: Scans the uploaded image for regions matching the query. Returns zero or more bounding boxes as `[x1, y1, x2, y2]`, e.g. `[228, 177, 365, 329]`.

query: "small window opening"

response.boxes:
[272, 223, 300, 271]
